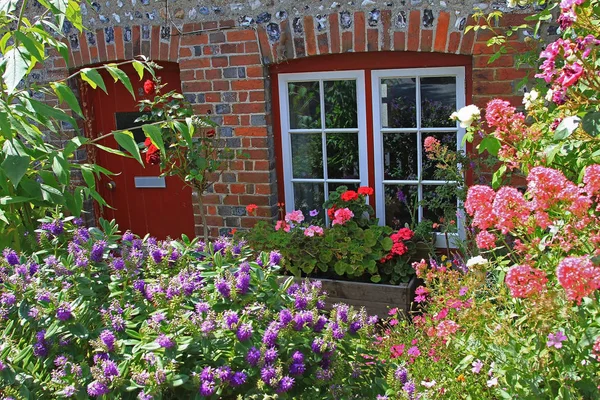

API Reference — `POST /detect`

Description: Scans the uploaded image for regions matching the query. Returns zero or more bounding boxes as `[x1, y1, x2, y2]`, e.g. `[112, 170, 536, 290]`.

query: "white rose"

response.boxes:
[450, 104, 481, 128]
[522, 89, 539, 109]
[466, 255, 488, 267]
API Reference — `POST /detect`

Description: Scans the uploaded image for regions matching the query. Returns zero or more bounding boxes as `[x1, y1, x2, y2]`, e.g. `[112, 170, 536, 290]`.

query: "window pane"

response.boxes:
[420, 77, 456, 128]
[294, 182, 325, 216]
[328, 182, 359, 197]
[422, 185, 458, 232]
[288, 81, 321, 129]
[381, 78, 416, 128]
[115, 112, 150, 146]
[384, 185, 418, 230]
[324, 80, 357, 129]
[383, 132, 418, 180]
[291, 133, 323, 178]
[421, 132, 457, 181]
[327, 133, 359, 179]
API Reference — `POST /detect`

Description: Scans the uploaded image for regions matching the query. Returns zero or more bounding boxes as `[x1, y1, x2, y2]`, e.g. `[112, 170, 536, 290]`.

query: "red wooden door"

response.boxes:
[87, 63, 195, 239]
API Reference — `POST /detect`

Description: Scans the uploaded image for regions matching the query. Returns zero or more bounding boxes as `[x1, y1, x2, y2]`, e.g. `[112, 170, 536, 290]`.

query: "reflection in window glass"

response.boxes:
[294, 182, 325, 216]
[420, 77, 457, 128]
[288, 81, 321, 129]
[327, 133, 359, 179]
[291, 133, 323, 178]
[421, 132, 457, 180]
[328, 182, 359, 196]
[423, 185, 458, 232]
[381, 78, 416, 128]
[324, 80, 357, 129]
[384, 185, 418, 230]
[383, 132, 418, 180]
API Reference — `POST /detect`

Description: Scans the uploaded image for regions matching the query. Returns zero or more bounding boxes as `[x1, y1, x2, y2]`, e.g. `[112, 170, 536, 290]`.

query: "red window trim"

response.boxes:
[269, 51, 473, 209]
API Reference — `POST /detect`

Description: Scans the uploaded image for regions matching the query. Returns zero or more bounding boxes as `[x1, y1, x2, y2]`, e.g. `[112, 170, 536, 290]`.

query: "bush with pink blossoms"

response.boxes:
[0, 217, 388, 399]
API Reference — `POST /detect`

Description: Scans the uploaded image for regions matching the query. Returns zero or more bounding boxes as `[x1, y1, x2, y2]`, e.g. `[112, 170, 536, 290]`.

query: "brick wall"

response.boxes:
[51, 5, 539, 237]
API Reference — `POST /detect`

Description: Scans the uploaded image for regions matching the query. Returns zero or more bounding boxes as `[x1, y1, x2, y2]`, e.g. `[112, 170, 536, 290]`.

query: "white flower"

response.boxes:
[507, 0, 517, 7]
[421, 380, 437, 388]
[450, 105, 481, 128]
[545, 88, 554, 102]
[522, 89, 539, 109]
[466, 255, 488, 268]
[487, 377, 498, 387]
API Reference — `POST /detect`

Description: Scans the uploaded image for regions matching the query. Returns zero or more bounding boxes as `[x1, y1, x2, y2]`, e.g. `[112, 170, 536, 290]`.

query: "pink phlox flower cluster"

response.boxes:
[423, 136, 441, 155]
[556, 256, 600, 304]
[592, 336, 600, 360]
[414, 286, 428, 303]
[475, 230, 497, 250]
[331, 208, 354, 226]
[285, 210, 305, 224]
[505, 265, 548, 298]
[583, 165, 600, 197]
[436, 320, 459, 338]
[485, 99, 526, 143]
[527, 167, 582, 209]
[492, 187, 530, 234]
[465, 185, 496, 230]
[303, 225, 324, 237]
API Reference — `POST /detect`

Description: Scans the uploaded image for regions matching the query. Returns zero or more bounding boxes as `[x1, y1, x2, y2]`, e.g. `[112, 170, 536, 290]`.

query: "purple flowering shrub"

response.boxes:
[0, 217, 387, 399]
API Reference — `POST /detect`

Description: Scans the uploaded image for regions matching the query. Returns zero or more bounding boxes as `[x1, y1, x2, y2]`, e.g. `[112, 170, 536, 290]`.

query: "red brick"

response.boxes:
[460, 25, 475, 55]
[367, 28, 378, 51]
[247, 66, 264, 78]
[213, 80, 230, 91]
[434, 11, 450, 52]
[151, 26, 160, 59]
[245, 41, 259, 53]
[381, 10, 392, 51]
[202, 21, 218, 30]
[256, 26, 272, 63]
[230, 184, 246, 194]
[234, 103, 265, 113]
[169, 31, 179, 61]
[499, 13, 529, 26]
[249, 91, 265, 102]
[220, 43, 243, 54]
[245, 149, 269, 159]
[205, 92, 221, 102]
[54, 57, 67, 68]
[251, 138, 268, 147]
[114, 27, 125, 60]
[235, 127, 268, 137]
[180, 70, 195, 80]
[71, 50, 82, 68]
[255, 184, 272, 194]
[205, 69, 222, 80]
[183, 81, 211, 92]
[475, 28, 497, 43]
[132, 26, 141, 56]
[239, 195, 271, 206]
[317, 33, 328, 54]
[159, 41, 169, 60]
[182, 23, 201, 33]
[96, 29, 107, 62]
[304, 16, 317, 56]
[230, 54, 261, 66]
[89, 45, 98, 62]
[474, 54, 514, 68]
[238, 115, 249, 126]
[447, 32, 461, 53]
[239, 92, 249, 102]
[232, 80, 265, 90]
[394, 31, 405, 51]
[179, 58, 210, 69]
[473, 68, 494, 81]
[179, 47, 192, 57]
[354, 12, 365, 52]
[223, 115, 239, 125]
[495, 68, 533, 80]
[180, 34, 208, 46]
[329, 13, 341, 53]
[79, 31, 91, 66]
[342, 31, 352, 52]
[407, 10, 420, 51]
[210, 56, 227, 67]
[473, 42, 497, 55]
[227, 30, 256, 42]
[473, 80, 513, 96]
[421, 30, 433, 52]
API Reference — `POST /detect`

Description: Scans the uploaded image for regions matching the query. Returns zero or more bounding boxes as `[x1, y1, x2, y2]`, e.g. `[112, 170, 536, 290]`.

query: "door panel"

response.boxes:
[87, 63, 195, 239]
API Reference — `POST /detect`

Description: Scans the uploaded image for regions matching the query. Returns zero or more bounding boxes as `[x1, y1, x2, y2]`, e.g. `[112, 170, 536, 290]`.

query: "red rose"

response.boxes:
[357, 186, 374, 196]
[246, 204, 258, 215]
[145, 144, 160, 165]
[143, 79, 155, 95]
[144, 137, 152, 147]
[340, 190, 359, 202]
[206, 129, 216, 138]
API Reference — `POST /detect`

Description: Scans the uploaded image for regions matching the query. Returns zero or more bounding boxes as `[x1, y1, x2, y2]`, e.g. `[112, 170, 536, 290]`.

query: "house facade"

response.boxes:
[43, 0, 548, 238]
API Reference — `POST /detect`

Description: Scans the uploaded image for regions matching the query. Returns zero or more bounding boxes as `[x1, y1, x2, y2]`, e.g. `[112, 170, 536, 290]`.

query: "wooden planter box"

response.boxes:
[282, 276, 420, 317]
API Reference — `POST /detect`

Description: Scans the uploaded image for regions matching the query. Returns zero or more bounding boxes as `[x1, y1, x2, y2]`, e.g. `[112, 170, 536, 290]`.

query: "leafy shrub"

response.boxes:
[245, 187, 428, 284]
[0, 218, 387, 399]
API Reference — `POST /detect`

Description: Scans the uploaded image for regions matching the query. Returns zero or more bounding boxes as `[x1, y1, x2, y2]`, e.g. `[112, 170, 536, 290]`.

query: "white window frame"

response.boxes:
[371, 67, 466, 247]
[278, 70, 368, 216]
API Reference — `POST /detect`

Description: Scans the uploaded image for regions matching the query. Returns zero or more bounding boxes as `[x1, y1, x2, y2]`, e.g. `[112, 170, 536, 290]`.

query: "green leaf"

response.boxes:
[2, 46, 30, 94]
[380, 237, 393, 251]
[13, 31, 45, 62]
[582, 112, 600, 137]
[51, 82, 83, 117]
[1, 139, 30, 187]
[65, 0, 83, 32]
[52, 154, 69, 185]
[80, 68, 107, 93]
[106, 64, 135, 98]
[114, 131, 143, 165]
[0, 0, 18, 13]
[94, 143, 132, 159]
[554, 116, 580, 140]
[142, 124, 165, 153]
[132, 60, 145, 80]
[492, 164, 507, 189]
[478, 135, 501, 156]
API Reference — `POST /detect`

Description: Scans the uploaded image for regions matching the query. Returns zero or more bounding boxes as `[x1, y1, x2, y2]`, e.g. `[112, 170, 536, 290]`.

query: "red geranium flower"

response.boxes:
[327, 206, 336, 220]
[246, 204, 258, 215]
[143, 79, 155, 95]
[393, 227, 414, 241]
[341, 190, 359, 202]
[357, 186, 374, 196]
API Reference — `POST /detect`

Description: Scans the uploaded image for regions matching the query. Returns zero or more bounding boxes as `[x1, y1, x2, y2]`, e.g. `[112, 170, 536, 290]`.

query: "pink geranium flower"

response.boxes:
[285, 210, 304, 224]
[332, 208, 354, 226]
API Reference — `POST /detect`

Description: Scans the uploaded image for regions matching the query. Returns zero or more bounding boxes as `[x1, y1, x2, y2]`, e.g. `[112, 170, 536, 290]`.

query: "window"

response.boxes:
[277, 66, 466, 244]
[278, 71, 368, 221]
